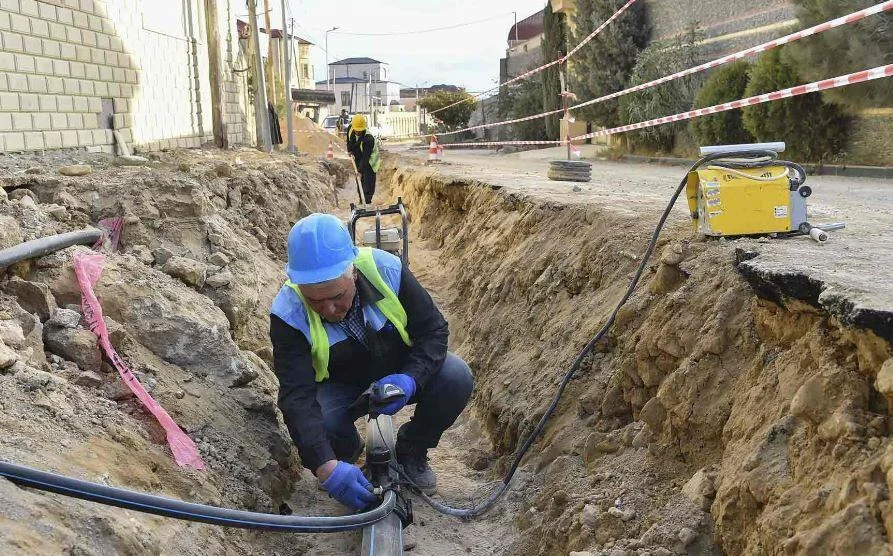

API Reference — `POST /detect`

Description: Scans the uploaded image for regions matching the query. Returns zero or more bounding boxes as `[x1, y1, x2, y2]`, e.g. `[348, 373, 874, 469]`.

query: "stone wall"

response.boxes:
[844, 110, 893, 167]
[0, 0, 249, 154]
[645, 0, 797, 57]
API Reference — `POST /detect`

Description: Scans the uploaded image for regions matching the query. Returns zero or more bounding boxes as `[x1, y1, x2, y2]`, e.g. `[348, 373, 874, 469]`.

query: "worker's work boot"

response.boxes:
[395, 426, 437, 495]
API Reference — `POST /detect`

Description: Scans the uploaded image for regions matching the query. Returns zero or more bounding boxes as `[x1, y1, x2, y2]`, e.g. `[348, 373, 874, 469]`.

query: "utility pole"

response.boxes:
[262, 0, 276, 106]
[513, 11, 518, 43]
[247, 0, 272, 152]
[325, 26, 339, 91]
[203, 0, 226, 148]
[282, 0, 295, 153]
[561, 65, 570, 161]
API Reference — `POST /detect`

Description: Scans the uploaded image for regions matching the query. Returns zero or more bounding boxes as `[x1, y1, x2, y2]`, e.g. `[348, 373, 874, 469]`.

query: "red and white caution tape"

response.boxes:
[440, 64, 892, 148]
[570, 64, 893, 142]
[75, 245, 205, 470]
[429, 0, 640, 115]
[438, 108, 565, 137]
[439, 139, 563, 148]
[570, 0, 893, 113]
[437, 1, 893, 137]
[427, 58, 564, 116]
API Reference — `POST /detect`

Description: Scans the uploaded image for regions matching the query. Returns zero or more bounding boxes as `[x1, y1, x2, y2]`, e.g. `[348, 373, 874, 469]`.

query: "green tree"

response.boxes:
[542, 2, 567, 141]
[742, 48, 849, 161]
[504, 74, 548, 141]
[690, 61, 755, 146]
[570, 0, 649, 127]
[418, 91, 477, 131]
[619, 28, 702, 152]
[785, 0, 892, 109]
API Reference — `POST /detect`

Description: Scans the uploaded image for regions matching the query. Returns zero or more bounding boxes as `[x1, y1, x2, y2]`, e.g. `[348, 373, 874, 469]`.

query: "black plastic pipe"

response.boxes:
[0, 229, 102, 269]
[0, 460, 395, 532]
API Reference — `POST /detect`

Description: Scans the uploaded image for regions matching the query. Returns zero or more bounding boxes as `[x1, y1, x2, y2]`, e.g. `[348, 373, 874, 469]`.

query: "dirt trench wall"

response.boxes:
[382, 162, 893, 555]
[0, 149, 348, 555]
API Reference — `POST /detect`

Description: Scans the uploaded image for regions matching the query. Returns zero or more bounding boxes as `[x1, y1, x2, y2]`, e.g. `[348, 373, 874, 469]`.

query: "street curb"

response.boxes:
[618, 154, 893, 180]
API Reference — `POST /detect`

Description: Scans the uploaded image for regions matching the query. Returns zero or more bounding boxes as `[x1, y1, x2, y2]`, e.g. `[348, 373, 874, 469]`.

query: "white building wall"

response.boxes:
[329, 61, 388, 81]
[0, 0, 250, 153]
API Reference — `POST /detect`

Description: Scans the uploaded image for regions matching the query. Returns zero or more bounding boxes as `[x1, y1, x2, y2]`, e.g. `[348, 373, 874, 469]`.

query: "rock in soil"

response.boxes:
[206, 270, 233, 289]
[43, 326, 101, 373]
[0, 320, 26, 347]
[58, 164, 92, 176]
[1, 278, 58, 322]
[162, 256, 208, 288]
[0, 340, 18, 370]
[73, 370, 104, 388]
[208, 252, 230, 267]
[48, 308, 81, 329]
[678, 526, 698, 546]
[682, 468, 716, 511]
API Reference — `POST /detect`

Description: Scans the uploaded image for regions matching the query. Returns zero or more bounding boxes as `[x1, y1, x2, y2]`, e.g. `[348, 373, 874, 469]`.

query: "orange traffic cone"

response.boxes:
[428, 136, 439, 163]
[325, 142, 335, 160]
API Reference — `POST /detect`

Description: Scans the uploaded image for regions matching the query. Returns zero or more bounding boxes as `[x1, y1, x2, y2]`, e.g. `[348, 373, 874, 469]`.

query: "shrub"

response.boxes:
[785, 0, 892, 110]
[504, 73, 548, 141]
[417, 91, 477, 131]
[570, 0, 649, 127]
[742, 48, 849, 161]
[619, 28, 702, 153]
[690, 61, 755, 147]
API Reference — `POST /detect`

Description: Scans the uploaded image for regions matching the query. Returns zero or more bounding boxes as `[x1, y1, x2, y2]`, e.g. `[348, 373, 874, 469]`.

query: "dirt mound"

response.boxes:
[382, 159, 893, 555]
[0, 148, 347, 554]
[291, 115, 346, 157]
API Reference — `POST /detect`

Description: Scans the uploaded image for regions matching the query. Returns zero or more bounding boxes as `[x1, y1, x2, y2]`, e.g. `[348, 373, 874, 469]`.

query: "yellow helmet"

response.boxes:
[352, 114, 367, 132]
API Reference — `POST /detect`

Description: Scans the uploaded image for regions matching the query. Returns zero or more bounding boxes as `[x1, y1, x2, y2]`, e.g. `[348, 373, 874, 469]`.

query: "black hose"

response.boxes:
[403, 150, 781, 518]
[0, 460, 396, 532]
[0, 229, 102, 269]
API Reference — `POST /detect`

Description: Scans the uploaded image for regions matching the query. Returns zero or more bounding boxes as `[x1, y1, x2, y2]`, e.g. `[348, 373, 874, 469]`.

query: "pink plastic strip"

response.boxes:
[73, 251, 205, 470]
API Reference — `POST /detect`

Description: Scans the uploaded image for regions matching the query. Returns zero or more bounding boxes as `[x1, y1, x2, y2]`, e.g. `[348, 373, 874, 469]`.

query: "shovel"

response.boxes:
[350, 156, 366, 209]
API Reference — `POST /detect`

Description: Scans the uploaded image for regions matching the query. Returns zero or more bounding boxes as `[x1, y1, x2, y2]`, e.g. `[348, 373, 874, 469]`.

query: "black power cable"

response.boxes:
[396, 150, 783, 518]
[0, 460, 396, 532]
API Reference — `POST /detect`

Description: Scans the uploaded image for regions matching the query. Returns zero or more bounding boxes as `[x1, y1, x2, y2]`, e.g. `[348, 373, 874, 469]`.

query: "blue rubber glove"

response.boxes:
[321, 461, 378, 511]
[375, 373, 417, 415]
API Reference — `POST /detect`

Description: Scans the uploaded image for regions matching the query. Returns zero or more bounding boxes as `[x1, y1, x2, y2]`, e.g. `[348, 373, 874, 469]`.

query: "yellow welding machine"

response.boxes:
[686, 152, 811, 237]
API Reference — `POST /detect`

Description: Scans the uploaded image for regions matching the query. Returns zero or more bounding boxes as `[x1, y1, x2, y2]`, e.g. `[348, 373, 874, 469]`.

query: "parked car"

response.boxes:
[322, 115, 347, 134]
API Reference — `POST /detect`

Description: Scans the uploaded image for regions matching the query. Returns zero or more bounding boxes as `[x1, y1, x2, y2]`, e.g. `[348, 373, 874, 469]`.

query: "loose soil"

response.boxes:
[1, 145, 891, 556]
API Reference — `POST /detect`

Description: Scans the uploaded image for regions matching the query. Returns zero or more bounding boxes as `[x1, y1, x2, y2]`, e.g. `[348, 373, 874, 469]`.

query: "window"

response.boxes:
[302, 64, 309, 79]
[341, 91, 350, 106]
[363, 71, 368, 79]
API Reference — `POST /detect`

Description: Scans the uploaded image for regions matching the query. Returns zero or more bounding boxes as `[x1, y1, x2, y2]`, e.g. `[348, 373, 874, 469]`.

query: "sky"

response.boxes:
[255, 0, 547, 92]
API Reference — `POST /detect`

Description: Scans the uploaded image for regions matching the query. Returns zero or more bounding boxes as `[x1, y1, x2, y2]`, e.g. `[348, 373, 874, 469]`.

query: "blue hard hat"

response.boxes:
[286, 214, 358, 285]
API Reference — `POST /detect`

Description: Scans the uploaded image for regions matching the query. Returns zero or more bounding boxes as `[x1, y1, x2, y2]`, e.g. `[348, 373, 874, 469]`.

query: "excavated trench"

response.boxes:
[1, 148, 891, 555]
[365, 157, 893, 555]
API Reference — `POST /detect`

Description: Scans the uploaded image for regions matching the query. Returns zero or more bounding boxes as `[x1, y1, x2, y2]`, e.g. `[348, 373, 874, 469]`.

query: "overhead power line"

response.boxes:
[330, 12, 512, 37]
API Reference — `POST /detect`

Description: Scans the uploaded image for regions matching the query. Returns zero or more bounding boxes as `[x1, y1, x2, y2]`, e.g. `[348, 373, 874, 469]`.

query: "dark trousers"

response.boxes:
[360, 169, 376, 204]
[317, 352, 474, 460]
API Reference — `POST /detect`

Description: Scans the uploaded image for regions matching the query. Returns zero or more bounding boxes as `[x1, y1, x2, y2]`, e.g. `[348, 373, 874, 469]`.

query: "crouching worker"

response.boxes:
[270, 213, 474, 511]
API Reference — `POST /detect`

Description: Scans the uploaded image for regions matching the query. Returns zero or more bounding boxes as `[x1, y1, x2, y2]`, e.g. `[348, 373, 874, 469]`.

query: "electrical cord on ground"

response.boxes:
[394, 150, 782, 519]
[0, 460, 396, 532]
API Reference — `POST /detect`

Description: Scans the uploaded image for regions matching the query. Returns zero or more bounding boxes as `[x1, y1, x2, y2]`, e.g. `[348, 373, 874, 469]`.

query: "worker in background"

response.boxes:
[270, 214, 473, 511]
[346, 115, 379, 204]
[336, 108, 350, 136]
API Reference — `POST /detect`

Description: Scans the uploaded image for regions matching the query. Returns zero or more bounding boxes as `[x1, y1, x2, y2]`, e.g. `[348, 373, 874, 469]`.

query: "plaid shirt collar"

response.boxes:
[337, 289, 367, 347]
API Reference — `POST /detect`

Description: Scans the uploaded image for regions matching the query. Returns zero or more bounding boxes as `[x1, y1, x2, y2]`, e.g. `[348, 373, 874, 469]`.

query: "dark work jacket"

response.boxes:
[346, 129, 375, 174]
[270, 267, 448, 470]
